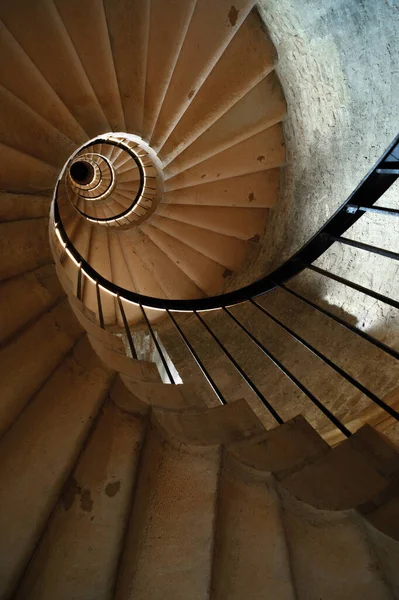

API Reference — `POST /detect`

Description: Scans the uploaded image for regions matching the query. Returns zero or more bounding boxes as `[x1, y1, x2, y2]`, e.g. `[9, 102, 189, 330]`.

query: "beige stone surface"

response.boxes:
[235, 0, 399, 284]
[281, 434, 391, 511]
[115, 425, 219, 600]
[0, 336, 113, 599]
[54, 0, 125, 133]
[364, 519, 399, 598]
[16, 401, 145, 600]
[140, 222, 227, 296]
[149, 215, 250, 272]
[0, 299, 83, 435]
[88, 335, 160, 383]
[0, 2, 398, 597]
[0, 19, 86, 145]
[0, 219, 52, 281]
[150, 0, 255, 149]
[103, 0, 150, 134]
[0, 84, 75, 168]
[212, 459, 295, 599]
[164, 169, 280, 208]
[0, 0, 108, 138]
[119, 375, 205, 410]
[229, 415, 330, 474]
[159, 8, 276, 164]
[119, 227, 203, 299]
[154, 398, 265, 446]
[165, 71, 286, 177]
[0, 192, 50, 222]
[142, 0, 196, 140]
[155, 204, 268, 241]
[282, 490, 392, 600]
[0, 142, 58, 192]
[165, 123, 285, 191]
[0, 267, 63, 346]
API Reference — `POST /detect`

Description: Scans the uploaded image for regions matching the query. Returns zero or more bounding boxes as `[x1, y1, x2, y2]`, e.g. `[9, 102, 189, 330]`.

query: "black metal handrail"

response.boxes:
[54, 134, 399, 311]
[52, 133, 399, 440]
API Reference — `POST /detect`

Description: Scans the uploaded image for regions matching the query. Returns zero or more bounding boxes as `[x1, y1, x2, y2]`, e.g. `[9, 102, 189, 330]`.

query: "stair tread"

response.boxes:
[0, 336, 112, 599]
[103, 0, 150, 134]
[0, 0, 109, 137]
[150, 0, 255, 149]
[164, 170, 280, 208]
[155, 204, 268, 241]
[166, 72, 286, 177]
[16, 401, 144, 600]
[165, 124, 285, 191]
[160, 9, 276, 164]
[54, 0, 125, 132]
[148, 214, 250, 272]
[140, 221, 228, 295]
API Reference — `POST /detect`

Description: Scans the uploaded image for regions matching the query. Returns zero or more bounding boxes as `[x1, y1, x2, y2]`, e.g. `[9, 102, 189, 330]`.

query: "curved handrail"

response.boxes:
[53, 134, 399, 311]
[60, 137, 145, 223]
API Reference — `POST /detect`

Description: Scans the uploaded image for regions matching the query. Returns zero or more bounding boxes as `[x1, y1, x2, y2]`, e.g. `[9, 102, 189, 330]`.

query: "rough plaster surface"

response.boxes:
[247, 0, 399, 279]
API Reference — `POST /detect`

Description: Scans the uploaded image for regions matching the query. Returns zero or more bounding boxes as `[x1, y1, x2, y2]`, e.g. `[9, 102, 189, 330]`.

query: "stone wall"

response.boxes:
[237, 0, 399, 281]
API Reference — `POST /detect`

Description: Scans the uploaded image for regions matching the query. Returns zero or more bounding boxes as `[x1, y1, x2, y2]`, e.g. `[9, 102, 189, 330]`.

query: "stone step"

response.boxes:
[0, 142, 58, 193]
[0, 19, 86, 145]
[0, 219, 52, 281]
[212, 455, 295, 599]
[0, 84, 75, 168]
[150, 0, 255, 150]
[140, 221, 228, 295]
[155, 203, 268, 241]
[0, 298, 84, 435]
[102, 0, 150, 134]
[159, 8, 276, 165]
[164, 170, 280, 208]
[0, 336, 114, 599]
[165, 124, 285, 191]
[281, 489, 393, 600]
[54, 0, 125, 133]
[149, 215, 250, 272]
[16, 400, 145, 600]
[165, 72, 286, 177]
[0, 0, 109, 138]
[0, 265, 64, 347]
[142, 0, 196, 141]
[114, 423, 220, 600]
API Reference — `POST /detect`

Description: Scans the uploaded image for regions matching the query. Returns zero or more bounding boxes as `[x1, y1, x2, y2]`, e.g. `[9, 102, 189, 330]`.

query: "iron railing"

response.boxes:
[52, 134, 399, 440]
[59, 135, 157, 227]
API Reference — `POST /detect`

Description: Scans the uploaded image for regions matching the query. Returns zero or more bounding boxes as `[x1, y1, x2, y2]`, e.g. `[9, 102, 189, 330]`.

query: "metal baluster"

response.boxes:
[346, 204, 399, 218]
[277, 283, 399, 360]
[223, 307, 351, 437]
[250, 298, 399, 422]
[327, 234, 399, 261]
[140, 305, 175, 384]
[96, 282, 105, 329]
[76, 262, 82, 301]
[308, 265, 399, 310]
[117, 294, 138, 359]
[194, 311, 283, 424]
[167, 310, 226, 405]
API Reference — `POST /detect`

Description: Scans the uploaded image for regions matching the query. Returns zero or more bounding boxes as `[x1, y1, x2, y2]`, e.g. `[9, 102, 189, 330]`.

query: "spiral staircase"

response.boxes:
[0, 1, 399, 598]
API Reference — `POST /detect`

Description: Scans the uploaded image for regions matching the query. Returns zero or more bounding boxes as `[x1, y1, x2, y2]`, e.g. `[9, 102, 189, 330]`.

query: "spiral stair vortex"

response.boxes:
[0, 1, 398, 599]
